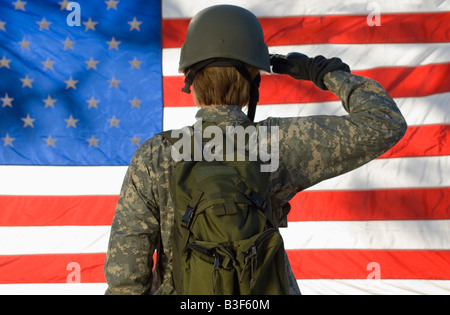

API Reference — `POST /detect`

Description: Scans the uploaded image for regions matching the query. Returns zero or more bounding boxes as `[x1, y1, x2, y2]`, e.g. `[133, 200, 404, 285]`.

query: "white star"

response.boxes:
[129, 57, 142, 69]
[108, 115, 120, 128]
[105, 0, 119, 10]
[42, 95, 57, 108]
[2, 133, 15, 147]
[87, 135, 100, 148]
[108, 76, 121, 89]
[106, 37, 121, 50]
[129, 96, 142, 109]
[58, 0, 71, 10]
[13, 0, 27, 11]
[65, 115, 79, 128]
[44, 135, 57, 148]
[0, 55, 11, 69]
[18, 37, 30, 50]
[0, 20, 6, 31]
[64, 76, 79, 90]
[36, 17, 52, 31]
[21, 113, 35, 128]
[20, 75, 34, 88]
[128, 17, 142, 31]
[1, 93, 14, 108]
[83, 18, 98, 31]
[42, 57, 55, 70]
[129, 135, 142, 147]
[62, 37, 75, 50]
[85, 57, 99, 70]
[86, 96, 100, 109]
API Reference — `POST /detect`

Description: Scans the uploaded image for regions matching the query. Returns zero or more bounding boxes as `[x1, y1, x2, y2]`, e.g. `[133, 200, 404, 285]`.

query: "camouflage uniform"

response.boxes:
[104, 70, 407, 295]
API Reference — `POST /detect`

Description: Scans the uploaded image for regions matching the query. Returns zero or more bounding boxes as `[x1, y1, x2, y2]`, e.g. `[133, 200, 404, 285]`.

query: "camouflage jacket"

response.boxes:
[104, 70, 407, 295]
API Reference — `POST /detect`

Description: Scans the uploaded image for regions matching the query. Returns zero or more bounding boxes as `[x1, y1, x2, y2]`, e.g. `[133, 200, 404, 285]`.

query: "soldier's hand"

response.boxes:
[270, 53, 350, 90]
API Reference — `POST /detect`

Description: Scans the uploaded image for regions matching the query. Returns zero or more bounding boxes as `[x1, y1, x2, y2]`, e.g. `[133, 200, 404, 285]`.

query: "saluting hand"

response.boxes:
[270, 53, 350, 90]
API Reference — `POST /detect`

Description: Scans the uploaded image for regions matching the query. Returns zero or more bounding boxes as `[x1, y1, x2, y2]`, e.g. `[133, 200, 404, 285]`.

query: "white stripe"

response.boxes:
[1, 220, 448, 255]
[0, 166, 127, 196]
[298, 279, 450, 295]
[0, 280, 448, 295]
[1, 146, 448, 197]
[1, 146, 449, 197]
[162, 92, 450, 129]
[163, 43, 450, 76]
[396, 93, 450, 126]
[254, 93, 450, 126]
[306, 155, 450, 191]
[282, 220, 450, 250]
[0, 226, 110, 255]
[163, 0, 450, 18]
[270, 43, 450, 71]
[163, 107, 198, 131]
[0, 283, 108, 295]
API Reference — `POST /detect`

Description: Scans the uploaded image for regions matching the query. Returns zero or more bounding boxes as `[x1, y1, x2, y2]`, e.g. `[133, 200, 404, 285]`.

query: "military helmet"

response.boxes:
[179, 5, 270, 73]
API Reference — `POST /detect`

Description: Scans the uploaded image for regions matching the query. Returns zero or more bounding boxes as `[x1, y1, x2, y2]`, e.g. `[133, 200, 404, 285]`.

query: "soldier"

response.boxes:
[104, 5, 407, 295]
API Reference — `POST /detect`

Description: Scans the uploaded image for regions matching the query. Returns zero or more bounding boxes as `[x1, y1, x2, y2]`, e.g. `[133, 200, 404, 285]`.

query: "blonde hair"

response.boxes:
[191, 66, 260, 108]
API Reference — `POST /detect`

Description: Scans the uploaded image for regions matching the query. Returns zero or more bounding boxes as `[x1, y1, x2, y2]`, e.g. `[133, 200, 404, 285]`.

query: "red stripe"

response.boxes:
[0, 254, 106, 284]
[2, 250, 448, 283]
[163, 63, 450, 107]
[1, 187, 448, 227]
[287, 250, 450, 280]
[0, 195, 118, 226]
[381, 124, 450, 159]
[162, 12, 450, 48]
[287, 188, 450, 222]
[1, 126, 448, 227]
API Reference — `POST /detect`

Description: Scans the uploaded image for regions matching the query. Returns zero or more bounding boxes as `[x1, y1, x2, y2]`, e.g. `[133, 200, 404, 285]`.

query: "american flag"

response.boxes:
[1, 0, 449, 295]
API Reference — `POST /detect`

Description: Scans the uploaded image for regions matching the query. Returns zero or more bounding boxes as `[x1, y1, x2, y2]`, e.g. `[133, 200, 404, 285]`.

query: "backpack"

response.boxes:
[161, 122, 289, 295]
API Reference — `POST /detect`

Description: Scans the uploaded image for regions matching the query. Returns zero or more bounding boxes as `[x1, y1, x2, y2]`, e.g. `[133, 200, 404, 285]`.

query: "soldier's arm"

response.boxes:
[274, 70, 407, 191]
[104, 142, 160, 295]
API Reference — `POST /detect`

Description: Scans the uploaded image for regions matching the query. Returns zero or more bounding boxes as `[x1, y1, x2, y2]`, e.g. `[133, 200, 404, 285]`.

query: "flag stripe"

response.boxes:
[0, 166, 127, 196]
[306, 155, 450, 191]
[163, 63, 450, 107]
[0, 226, 111, 255]
[298, 279, 450, 295]
[0, 195, 118, 227]
[0, 254, 106, 284]
[0, 283, 108, 295]
[163, 92, 450, 130]
[1, 220, 448, 256]
[287, 250, 450, 280]
[2, 249, 449, 285]
[288, 187, 450, 222]
[1, 280, 448, 295]
[380, 124, 450, 159]
[281, 220, 450, 250]
[162, 12, 450, 48]
[163, 43, 450, 76]
[162, 0, 450, 18]
[1, 186, 449, 228]
[1, 156, 448, 196]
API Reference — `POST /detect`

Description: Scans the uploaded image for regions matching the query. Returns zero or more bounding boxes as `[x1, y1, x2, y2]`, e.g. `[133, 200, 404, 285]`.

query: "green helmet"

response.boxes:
[179, 5, 270, 73]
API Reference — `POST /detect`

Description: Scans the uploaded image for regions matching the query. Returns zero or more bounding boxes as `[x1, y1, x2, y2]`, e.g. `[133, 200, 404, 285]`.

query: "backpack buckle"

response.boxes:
[181, 190, 204, 230]
[181, 206, 196, 230]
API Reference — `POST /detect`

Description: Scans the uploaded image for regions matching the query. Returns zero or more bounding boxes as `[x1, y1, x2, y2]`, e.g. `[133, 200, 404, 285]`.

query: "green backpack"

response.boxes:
[162, 123, 288, 295]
